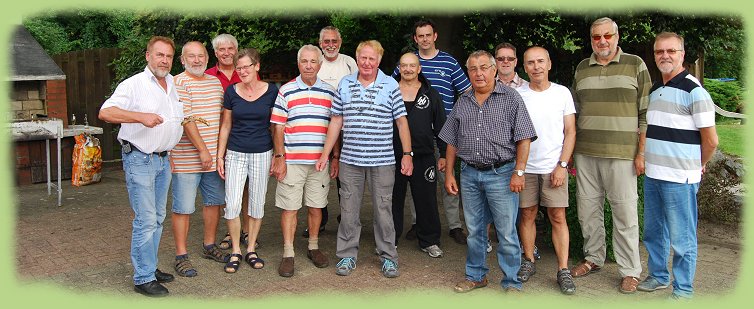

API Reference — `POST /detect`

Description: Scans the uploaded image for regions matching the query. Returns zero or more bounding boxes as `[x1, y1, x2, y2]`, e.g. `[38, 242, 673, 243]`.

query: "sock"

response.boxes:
[176, 253, 188, 260]
[283, 244, 295, 258]
[308, 238, 319, 250]
[203, 243, 215, 250]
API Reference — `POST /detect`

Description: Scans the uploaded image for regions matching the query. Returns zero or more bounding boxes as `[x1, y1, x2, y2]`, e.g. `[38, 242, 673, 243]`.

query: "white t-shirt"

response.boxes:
[317, 54, 357, 89]
[516, 82, 575, 174]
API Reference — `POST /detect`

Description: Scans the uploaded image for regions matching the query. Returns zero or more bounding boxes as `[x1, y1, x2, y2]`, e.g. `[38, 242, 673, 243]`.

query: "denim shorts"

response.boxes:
[171, 171, 225, 214]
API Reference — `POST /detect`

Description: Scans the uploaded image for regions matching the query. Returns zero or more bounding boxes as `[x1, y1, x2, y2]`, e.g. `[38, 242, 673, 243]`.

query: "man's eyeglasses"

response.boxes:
[591, 33, 616, 41]
[235, 64, 255, 72]
[467, 64, 495, 73]
[654, 49, 683, 56]
[495, 56, 516, 62]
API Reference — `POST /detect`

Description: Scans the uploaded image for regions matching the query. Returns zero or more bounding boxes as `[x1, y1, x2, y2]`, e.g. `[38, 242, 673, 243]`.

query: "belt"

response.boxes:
[123, 141, 168, 157]
[463, 159, 513, 171]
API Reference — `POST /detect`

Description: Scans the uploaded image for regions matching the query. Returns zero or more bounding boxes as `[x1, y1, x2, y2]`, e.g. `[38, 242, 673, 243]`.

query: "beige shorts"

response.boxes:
[275, 163, 330, 211]
[519, 173, 569, 208]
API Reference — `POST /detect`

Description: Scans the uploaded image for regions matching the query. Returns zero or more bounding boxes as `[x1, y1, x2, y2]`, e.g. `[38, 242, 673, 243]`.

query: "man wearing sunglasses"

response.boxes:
[494, 42, 528, 89]
[570, 17, 652, 294]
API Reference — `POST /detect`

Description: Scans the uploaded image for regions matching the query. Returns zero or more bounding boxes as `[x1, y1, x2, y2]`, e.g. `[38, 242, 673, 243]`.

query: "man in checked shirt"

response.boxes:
[440, 50, 537, 294]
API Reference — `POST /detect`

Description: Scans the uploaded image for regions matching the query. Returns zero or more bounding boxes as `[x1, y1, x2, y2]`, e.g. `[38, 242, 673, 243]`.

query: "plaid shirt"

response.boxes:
[439, 81, 537, 166]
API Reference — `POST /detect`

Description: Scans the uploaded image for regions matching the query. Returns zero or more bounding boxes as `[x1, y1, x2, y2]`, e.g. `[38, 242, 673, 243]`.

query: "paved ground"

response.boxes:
[14, 166, 743, 305]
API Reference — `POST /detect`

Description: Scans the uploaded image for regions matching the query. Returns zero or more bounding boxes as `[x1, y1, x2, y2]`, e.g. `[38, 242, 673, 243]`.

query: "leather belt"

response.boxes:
[123, 140, 168, 157]
[463, 159, 513, 171]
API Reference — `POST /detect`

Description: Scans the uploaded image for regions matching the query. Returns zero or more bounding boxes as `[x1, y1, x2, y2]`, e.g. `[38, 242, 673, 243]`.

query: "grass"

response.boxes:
[716, 119, 744, 157]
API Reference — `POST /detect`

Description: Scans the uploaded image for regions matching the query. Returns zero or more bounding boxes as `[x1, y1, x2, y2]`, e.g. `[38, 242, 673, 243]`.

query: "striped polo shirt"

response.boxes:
[645, 70, 715, 184]
[270, 76, 338, 165]
[334, 70, 407, 166]
[393, 50, 471, 115]
[572, 48, 651, 160]
[171, 72, 224, 173]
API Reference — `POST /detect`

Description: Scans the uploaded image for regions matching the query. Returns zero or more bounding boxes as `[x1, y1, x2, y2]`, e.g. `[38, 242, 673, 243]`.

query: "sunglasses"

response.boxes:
[654, 49, 683, 56]
[495, 56, 516, 62]
[591, 33, 616, 41]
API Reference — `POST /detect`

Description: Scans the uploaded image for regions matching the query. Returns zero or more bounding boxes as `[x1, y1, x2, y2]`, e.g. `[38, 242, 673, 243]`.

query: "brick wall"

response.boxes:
[12, 78, 72, 185]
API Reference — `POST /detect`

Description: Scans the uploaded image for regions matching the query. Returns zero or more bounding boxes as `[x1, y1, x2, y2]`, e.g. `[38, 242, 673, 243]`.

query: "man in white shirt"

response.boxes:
[99, 36, 184, 297]
[514, 46, 576, 295]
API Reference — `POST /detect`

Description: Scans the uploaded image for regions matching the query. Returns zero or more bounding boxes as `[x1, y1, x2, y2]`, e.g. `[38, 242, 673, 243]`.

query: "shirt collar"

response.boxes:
[144, 66, 173, 84]
[664, 69, 689, 86]
[588, 47, 624, 66]
[295, 75, 324, 89]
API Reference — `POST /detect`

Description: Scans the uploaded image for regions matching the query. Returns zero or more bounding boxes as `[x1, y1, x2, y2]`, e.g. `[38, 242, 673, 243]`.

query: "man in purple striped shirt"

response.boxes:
[440, 50, 536, 294]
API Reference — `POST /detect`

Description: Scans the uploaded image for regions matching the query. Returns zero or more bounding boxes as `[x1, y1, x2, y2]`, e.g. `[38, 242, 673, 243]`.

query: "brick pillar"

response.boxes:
[46, 79, 68, 125]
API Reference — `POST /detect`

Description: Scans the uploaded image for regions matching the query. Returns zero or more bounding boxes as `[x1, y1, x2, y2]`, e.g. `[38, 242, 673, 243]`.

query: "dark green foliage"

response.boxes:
[545, 175, 644, 263]
[23, 10, 134, 55]
[704, 78, 744, 114]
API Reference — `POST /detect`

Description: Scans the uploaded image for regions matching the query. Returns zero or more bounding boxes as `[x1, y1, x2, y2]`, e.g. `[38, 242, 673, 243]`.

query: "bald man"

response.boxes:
[392, 53, 447, 258]
[515, 46, 576, 294]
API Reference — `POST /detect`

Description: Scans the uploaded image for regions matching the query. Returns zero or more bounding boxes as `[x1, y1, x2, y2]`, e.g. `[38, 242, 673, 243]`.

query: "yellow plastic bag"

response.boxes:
[72, 133, 102, 186]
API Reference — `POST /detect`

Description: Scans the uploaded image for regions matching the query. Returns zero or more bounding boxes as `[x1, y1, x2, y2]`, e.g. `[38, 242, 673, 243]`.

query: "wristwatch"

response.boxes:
[514, 169, 525, 177]
[403, 151, 414, 157]
[273, 153, 285, 158]
[558, 161, 568, 168]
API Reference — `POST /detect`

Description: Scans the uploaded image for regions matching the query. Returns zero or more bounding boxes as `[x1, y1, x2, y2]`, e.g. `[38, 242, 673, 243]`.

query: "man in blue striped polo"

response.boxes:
[637, 32, 718, 300]
[316, 40, 414, 278]
[393, 19, 472, 245]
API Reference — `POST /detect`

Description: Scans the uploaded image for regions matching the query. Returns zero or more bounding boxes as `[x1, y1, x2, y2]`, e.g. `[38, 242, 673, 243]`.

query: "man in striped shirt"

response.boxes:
[570, 17, 652, 294]
[316, 40, 413, 278]
[393, 19, 472, 245]
[637, 32, 718, 300]
[169, 41, 228, 278]
[270, 45, 338, 277]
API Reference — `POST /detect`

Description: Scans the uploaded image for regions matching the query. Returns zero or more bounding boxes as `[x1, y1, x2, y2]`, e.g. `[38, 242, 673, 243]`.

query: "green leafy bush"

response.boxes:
[704, 78, 744, 115]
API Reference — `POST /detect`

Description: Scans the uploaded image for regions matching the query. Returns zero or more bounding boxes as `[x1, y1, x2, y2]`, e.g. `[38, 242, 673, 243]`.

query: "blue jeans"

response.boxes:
[643, 176, 699, 298]
[123, 149, 171, 285]
[460, 161, 522, 290]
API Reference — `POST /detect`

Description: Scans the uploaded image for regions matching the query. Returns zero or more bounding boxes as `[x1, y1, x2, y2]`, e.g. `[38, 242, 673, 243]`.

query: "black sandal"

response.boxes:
[225, 253, 242, 274]
[218, 232, 231, 250]
[241, 231, 261, 249]
[244, 252, 265, 269]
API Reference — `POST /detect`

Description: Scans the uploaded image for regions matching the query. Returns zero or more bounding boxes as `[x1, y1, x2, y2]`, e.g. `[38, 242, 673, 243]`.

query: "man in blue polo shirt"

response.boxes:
[393, 19, 471, 245]
[316, 40, 413, 278]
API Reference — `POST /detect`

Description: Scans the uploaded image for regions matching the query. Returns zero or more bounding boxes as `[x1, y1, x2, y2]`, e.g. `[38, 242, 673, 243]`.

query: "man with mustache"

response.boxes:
[570, 17, 652, 294]
[99, 36, 184, 297]
[169, 41, 229, 278]
[393, 19, 472, 246]
[495, 42, 529, 89]
[637, 32, 718, 300]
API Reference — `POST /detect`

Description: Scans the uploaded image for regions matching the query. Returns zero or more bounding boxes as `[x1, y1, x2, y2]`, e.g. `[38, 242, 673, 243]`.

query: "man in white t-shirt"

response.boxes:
[515, 46, 577, 295]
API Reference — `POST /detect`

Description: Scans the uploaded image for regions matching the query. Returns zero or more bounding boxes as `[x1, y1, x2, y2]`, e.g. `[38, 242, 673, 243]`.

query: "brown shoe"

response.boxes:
[449, 228, 467, 245]
[620, 276, 640, 294]
[278, 257, 294, 277]
[453, 277, 488, 293]
[570, 259, 601, 277]
[307, 249, 329, 268]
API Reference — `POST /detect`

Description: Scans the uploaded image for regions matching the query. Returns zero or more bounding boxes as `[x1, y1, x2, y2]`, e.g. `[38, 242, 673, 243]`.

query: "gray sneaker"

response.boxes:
[421, 245, 444, 258]
[381, 258, 399, 278]
[335, 257, 356, 276]
[517, 258, 536, 282]
[557, 268, 576, 295]
[637, 277, 670, 292]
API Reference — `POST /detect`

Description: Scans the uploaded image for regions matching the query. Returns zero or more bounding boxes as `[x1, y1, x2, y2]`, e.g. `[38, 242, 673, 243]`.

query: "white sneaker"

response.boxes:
[421, 245, 444, 258]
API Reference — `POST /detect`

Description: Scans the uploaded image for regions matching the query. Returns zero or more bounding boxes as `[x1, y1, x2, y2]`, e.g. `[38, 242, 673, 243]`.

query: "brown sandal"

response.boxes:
[620, 276, 640, 294]
[570, 259, 601, 277]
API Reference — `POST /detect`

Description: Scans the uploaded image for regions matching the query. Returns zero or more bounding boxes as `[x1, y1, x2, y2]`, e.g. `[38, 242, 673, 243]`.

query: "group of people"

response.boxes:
[99, 16, 718, 300]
